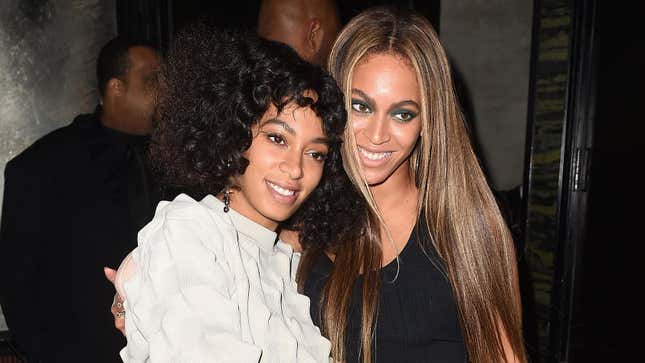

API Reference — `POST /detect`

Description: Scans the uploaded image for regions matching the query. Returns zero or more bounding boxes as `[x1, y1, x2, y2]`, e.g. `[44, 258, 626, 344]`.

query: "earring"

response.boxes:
[223, 189, 231, 213]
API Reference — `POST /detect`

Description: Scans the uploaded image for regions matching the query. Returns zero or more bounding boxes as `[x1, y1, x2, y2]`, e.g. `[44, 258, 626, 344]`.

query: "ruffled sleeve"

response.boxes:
[117, 195, 262, 363]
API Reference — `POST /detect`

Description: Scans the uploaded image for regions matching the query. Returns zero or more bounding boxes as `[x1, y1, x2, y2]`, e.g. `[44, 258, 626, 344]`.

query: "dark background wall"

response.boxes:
[441, 0, 532, 191]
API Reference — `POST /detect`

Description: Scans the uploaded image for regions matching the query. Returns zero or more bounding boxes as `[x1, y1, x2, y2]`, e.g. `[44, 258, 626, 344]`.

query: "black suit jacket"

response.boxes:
[0, 110, 158, 362]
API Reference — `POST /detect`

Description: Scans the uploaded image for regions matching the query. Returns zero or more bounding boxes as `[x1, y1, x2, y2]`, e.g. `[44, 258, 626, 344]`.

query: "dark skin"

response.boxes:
[101, 46, 161, 135]
[257, 0, 340, 66]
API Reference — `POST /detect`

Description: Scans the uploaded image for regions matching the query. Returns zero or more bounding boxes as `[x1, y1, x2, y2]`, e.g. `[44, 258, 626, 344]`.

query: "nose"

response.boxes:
[363, 114, 390, 145]
[279, 150, 304, 180]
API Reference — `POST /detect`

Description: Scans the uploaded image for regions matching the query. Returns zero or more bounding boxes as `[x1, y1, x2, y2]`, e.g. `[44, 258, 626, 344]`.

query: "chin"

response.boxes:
[258, 203, 298, 224]
[362, 169, 391, 186]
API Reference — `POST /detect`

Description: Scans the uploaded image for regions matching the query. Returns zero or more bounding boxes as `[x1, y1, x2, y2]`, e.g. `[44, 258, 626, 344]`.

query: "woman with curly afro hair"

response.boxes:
[113, 24, 365, 362]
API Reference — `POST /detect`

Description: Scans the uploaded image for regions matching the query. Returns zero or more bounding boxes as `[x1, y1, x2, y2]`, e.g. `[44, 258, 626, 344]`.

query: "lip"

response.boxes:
[357, 145, 393, 166]
[265, 179, 300, 205]
[358, 145, 392, 154]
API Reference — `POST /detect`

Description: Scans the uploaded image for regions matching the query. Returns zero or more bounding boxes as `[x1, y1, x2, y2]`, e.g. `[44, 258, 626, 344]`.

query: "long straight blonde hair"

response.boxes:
[300, 6, 528, 363]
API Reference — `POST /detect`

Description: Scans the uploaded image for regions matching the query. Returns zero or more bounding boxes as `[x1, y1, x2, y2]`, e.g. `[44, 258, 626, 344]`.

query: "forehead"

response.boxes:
[352, 53, 419, 99]
[127, 46, 161, 73]
[260, 102, 325, 135]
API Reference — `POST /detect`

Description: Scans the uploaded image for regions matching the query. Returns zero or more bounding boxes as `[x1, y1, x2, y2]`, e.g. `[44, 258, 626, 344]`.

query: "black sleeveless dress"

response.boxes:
[303, 221, 467, 362]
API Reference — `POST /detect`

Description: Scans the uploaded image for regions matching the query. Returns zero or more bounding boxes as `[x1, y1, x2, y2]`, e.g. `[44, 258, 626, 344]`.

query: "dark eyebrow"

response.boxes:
[351, 89, 376, 109]
[352, 89, 420, 111]
[261, 118, 296, 135]
[311, 136, 331, 145]
[391, 100, 420, 110]
[262, 118, 330, 145]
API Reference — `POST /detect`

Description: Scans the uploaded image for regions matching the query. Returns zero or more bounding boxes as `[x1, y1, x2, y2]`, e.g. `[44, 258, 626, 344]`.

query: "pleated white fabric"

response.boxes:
[115, 194, 331, 363]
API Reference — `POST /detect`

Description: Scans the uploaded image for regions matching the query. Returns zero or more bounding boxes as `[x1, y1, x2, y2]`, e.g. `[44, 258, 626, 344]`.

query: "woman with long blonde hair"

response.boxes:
[297, 6, 527, 362]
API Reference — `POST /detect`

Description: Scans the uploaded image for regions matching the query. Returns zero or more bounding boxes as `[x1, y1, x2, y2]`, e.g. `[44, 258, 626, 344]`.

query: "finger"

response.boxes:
[103, 267, 117, 284]
[115, 319, 126, 336]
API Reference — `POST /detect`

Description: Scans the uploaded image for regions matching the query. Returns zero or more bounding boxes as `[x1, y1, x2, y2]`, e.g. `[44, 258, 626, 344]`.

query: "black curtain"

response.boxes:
[116, 0, 173, 51]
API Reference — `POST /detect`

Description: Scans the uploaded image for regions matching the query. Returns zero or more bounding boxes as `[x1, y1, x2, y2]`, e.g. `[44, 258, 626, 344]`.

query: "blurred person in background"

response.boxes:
[257, 0, 340, 66]
[0, 36, 161, 362]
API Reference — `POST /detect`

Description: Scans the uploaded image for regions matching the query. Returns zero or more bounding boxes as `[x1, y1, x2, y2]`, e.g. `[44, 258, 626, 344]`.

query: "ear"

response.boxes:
[106, 78, 125, 98]
[305, 18, 323, 60]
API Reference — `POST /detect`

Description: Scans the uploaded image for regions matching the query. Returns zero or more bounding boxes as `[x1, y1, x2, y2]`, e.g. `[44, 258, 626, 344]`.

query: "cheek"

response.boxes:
[350, 116, 368, 136]
[301, 162, 324, 192]
[135, 85, 154, 102]
[350, 117, 370, 142]
[393, 121, 422, 150]
[246, 142, 279, 169]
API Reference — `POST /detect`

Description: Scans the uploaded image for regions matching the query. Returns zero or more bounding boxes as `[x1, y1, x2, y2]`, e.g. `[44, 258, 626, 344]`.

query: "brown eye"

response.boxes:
[267, 133, 286, 145]
[308, 151, 327, 162]
[351, 100, 371, 113]
[392, 110, 418, 122]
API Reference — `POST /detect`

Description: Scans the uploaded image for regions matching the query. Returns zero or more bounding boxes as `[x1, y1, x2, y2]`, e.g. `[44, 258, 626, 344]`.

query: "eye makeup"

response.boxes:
[390, 109, 418, 122]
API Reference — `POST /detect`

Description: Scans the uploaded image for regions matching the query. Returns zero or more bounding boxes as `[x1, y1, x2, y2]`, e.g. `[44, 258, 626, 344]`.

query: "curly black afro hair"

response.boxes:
[151, 23, 367, 248]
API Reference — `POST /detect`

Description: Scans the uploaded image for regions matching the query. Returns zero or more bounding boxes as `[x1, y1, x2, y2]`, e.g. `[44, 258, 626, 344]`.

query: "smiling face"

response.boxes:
[350, 53, 422, 186]
[229, 101, 329, 230]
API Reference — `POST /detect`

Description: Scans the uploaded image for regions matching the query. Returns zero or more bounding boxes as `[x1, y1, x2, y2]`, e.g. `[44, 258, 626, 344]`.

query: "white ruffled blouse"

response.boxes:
[115, 194, 331, 362]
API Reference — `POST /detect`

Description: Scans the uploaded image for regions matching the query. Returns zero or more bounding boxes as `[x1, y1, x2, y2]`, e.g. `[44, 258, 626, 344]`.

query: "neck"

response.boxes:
[219, 191, 279, 232]
[370, 163, 420, 265]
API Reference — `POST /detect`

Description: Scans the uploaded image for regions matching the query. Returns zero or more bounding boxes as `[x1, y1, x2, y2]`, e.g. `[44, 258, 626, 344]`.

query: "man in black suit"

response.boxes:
[0, 37, 161, 362]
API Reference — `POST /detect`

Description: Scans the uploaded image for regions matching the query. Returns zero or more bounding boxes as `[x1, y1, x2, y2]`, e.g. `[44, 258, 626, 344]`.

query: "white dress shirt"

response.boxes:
[116, 194, 331, 363]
